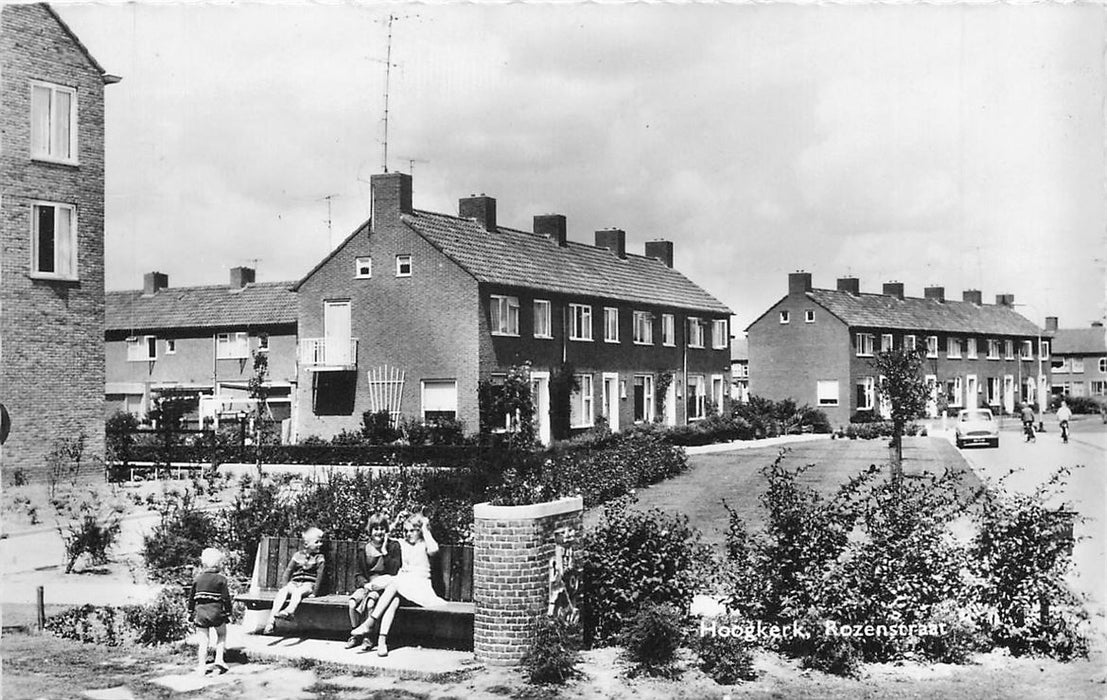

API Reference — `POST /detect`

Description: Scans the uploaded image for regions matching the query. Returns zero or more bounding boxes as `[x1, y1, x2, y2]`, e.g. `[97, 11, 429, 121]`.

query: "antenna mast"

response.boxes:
[381, 14, 395, 173]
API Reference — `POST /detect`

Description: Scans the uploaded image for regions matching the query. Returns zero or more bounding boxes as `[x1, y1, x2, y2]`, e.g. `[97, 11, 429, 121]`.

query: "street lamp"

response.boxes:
[1014, 303, 1048, 431]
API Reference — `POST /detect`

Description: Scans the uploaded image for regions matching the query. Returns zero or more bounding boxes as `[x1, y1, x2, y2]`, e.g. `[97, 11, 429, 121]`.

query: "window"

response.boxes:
[948, 337, 962, 359]
[687, 375, 706, 420]
[216, 332, 249, 359]
[986, 376, 999, 405]
[569, 304, 592, 341]
[533, 300, 552, 338]
[570, 374, 594, 428]
[31, 203, 77, 279]
[354, 256, 372, 278]
[1072, 358, 1085, 374]
[987, 339, 1000, 359]
[421, 380, 457, 421]
[734, 362, 749, 379]
[633, 375, 654, 423]
[779, 310, 790, 324]
[881, 334, 894, 352]
[688, 318, 704, 348]
[1100, 358, 1107, 373]
[257, 334, 269, 352]
[856, 333, 874, 357]
[490, 295, 520, 336]
[817, 380, 839, 406]
[31, 81, 77, 163]
[711, 375, 726, 414]
[1020, 340, 1033, 359]
[712, 319, 728, 349]
[905, 335, 917, 351]
[967, 337, 977, 359]
[165, 338, 176, 354]
[1039, 340, 1050, 360]
[633, 311, 653, 345]
[927, 335, 939, 358]
[1091, 380, 1107, 395]
[1005, 339, 1014, 360]
[946, 377, 963, 407]
[1052, 357, 1070, 373]
[126, 336, 156, 361]
[395, 254, 412, 277]
[804, 310, 815, 323]
[603, 307, 619, 343]
[855, 376, 875, 411]
[661, 314, 675, 346]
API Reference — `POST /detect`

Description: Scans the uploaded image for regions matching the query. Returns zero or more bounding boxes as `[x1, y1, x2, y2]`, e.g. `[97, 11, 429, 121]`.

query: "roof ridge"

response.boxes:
[107, 280, 296, 295]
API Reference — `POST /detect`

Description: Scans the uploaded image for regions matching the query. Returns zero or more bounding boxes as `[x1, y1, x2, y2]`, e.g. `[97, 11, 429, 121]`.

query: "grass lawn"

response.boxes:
[589, 436, 985, 548]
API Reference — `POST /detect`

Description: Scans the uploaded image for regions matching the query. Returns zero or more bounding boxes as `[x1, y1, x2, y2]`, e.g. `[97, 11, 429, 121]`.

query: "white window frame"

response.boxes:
[1052, 357, 1071, 373]
[30, 80, 78, 164]
[1099, 357, 1107, 374]
[687, 374, 707, 420]
[533, 299, 552, 339]
[661, 313, 675, 346]
[804, 309, 815, 323]
[927, 335, 939, 358]
[1039, 340, 1050, 360]
[354, 256, 372, 279]
[633, 311, 653, 345]
[570, 374, 594, 428]
[603, 307, 620, 343]
[256, 334, 269, 353]
[216, 331, 250, 359]
[1005, 339, 1015, 360]
[856, 376, 875, 411]
[905, 334, 917, 352]
[711, 374, 726, 414]
[967, 337, 978, 359]
[165, 338, 176, 355]
[1071, 357, 1085, 374]
[126, 335, 157, 362]
[817, 380, 839, 407]
[948, 337, 962, 359]
[421, 379, 458, 421]
[1020, 340, 1033, 360]
[569, 303, 593, 341]
[987, 339, 1000, 359]
[881, 334, 894, 353]
[30, 201, 78, 280]
[779, 310, 790, 324]
[490, 295, 520, 336]
[688, 317, 705, 348]
[395, 254, 412, 277]
[633, 374, 655, 423]
[948, 376, 963, 408]
[856, 333, 874, 357]
[712, 319, 728, 349]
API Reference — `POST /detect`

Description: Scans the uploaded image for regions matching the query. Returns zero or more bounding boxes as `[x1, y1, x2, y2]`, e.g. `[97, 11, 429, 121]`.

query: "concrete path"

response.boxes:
[683, 432, 830, 455]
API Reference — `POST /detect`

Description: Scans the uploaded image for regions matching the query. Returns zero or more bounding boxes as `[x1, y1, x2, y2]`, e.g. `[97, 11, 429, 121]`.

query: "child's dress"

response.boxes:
[393, 539, 446, 608]
[190, 567, 232, 627]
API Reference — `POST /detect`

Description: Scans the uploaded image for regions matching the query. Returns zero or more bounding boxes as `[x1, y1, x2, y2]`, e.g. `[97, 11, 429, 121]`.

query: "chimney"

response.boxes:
[882, 281, 904, 300]
[1045, 316, 1058, 332]
[995, 293, 1015, 307]
[534, 214, 568, 247]
[230, 266, 255, 289]
[924, 286, 945, 302]
[644, 240, 674, 268]
[143, 271, 168, 296]
[594, 229, 626, 259]
[788, 271, 812, 296]
[837, 277, 860, 295]
[962, 289, 982, 305]
[459, 194, 497, 232]
[370, 172, 413, 228]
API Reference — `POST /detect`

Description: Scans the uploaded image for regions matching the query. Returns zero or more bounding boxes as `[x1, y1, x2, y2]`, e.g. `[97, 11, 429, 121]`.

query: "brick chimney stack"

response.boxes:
[460, 195, 497, 232]
[882, 281, 904, 300]
[230, 266, 255, 289]
[594, 229, 626, 259]
[644, 240, 674, 268]
[1045, 316, 1059, 332]
[143, 271, 168, 296]
[534, 214, 568, 247]
[788, 271, 812, 296]
[837, 277, 860, 295]
[924, 286, 945, 302]
[370, 172, 413, 229]
[963, 289, 983, 305]
[995, 293, 1015, 307]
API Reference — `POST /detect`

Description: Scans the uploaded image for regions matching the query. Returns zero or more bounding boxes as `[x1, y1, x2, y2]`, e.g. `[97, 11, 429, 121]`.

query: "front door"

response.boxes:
[1003, 375, 1015, 414]
[965, 375, 978, 409]
[665, 378, 677, 426]
[324, 300, 352, 365]
[531, 370, 551, 445]
[601, 373, 620, 432]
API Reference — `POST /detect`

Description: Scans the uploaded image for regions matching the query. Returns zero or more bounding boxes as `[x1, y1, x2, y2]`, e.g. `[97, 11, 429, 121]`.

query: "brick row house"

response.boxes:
[747, 272, 1047, 428]
[104, 268, 298, 432]
[1045, 317, 1107, 400]
[1, 4, 118, 481]
[291, 172, 733, 444]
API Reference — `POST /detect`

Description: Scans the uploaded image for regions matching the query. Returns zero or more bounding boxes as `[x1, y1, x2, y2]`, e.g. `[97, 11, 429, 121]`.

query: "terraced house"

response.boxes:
[1045, 317, 1107, 400]
[747, 272, 1047, 428]
[291, 172, 733, 444]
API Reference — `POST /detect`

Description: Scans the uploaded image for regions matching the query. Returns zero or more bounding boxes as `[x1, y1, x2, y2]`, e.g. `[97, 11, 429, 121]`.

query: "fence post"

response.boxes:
[36, 586, 45, 630]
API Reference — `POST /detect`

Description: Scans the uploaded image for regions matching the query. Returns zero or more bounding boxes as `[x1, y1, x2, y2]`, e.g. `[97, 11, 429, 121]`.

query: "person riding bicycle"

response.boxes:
[1020, 402, 1037, 443]
[1056, 400, 1073, 443]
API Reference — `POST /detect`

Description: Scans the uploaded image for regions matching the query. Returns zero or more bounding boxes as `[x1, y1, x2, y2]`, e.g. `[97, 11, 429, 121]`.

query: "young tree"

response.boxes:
[247, 348, 272, 464]
[872, 346, 929, 479]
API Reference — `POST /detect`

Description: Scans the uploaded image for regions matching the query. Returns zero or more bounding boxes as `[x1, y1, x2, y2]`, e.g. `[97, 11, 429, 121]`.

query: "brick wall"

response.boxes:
[1, 5, 110, 482]
[472, 496, 583, 666]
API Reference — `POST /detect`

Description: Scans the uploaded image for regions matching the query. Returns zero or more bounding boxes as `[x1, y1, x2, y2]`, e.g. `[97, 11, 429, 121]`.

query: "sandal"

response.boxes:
[344, 635, 361, 649]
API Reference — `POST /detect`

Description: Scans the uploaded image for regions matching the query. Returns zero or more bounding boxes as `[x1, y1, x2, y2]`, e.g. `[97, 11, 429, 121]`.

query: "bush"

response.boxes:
[105, 411, 141, 464]
[362, 410, 400, 444]
[1049, 395, 1102, 414]
[143, 489, 221, 584]
[622, 603, 685, 677]
[577, 498, 707, 646]
[732, 396, 832, 438]
[694, 617, 758, 684]
[522, 615, 581, 685]
[46, 588, 190, 646]
[218, 474, 295, 577]
[51, 485, 129, 573]
[122, 587, 193, 645]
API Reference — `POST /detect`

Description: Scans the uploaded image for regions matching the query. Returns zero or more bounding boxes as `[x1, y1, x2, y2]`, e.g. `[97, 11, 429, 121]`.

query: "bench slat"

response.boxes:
[457, 546, 473, 602]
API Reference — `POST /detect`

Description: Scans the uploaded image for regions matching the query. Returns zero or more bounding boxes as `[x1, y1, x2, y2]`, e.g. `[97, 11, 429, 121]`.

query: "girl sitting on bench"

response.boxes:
[345, 513, 401, 648]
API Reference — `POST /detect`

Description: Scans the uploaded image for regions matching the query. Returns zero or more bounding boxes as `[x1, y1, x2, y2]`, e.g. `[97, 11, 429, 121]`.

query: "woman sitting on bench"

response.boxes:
[350, 510, 446, 656]
[345, 513, 401, 649]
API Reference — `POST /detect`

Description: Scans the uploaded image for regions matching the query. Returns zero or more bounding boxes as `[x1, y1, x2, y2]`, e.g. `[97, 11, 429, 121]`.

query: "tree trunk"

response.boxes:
[891, 426, 904, 481]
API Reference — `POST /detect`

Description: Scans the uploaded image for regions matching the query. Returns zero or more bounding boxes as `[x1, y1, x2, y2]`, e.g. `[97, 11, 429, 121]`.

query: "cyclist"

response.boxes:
[1056, 400, 1073, 444]
[1020, 402, 1037, 443]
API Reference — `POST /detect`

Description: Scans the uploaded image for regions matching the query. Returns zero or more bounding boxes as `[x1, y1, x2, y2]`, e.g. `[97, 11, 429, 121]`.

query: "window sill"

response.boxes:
[633, 341, 653, 346]
[689, 344, 705, 350]
[570, 423, 594, 430]
[604, 339, 620, 344]
[569, 337, 594, 343]
[31, 155, 79, 167]
[818, 403, 839, 407]
[662, 342, 676, 347]
[217, 355, 250, 361]
[354, 275, 372, 280]
[712, 345, 728, 350]
[127, 358, 155, 363]
[491, 332, 520, 338]
[534, 334, 553, 340]
[29, 272, 79, 283]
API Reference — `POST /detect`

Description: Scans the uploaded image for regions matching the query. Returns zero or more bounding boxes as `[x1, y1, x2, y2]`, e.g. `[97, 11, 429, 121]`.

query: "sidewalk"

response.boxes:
[684, 432, 829, 455]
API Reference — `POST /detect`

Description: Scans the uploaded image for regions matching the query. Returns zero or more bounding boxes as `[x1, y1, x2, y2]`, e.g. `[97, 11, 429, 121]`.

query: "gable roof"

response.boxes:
[41, 4, 119, 83]
[402, 210, 731, 314]
[749, 287, 1041, 336]
[1050, 327, 1107, 354]
[106, 282, 297, 332]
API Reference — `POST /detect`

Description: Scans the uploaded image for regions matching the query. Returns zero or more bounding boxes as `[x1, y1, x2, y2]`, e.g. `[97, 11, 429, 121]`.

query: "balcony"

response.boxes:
[299, 338, 358, 370]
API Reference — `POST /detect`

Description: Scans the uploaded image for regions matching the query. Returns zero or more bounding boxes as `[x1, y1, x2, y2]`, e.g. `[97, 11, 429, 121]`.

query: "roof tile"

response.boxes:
[106, 282, 297, 332]
[807, 288, 1042, 336]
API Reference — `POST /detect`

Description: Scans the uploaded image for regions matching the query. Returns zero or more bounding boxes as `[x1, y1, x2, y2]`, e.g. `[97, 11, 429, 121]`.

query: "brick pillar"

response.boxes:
[473, 496, 584, 666]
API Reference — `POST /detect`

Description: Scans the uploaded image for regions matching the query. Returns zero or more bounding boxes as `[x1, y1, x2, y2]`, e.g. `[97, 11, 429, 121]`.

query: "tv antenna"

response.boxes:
[374, 13, 418, 174]
[396, 155, 430, 177]
[320, 194, 340, 248]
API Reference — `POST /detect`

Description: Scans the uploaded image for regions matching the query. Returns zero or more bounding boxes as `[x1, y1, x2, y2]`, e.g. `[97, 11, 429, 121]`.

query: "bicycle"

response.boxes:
[1060, 419, 1069, 444]
[1023, 421, 1036, 443]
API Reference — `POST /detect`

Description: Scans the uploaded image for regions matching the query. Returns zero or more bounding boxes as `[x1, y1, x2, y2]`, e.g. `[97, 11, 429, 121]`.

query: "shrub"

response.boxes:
[46, 588, 190, 646]
[143, 489, 221, 584]
[622, 603, 685, 677]
[1049, 395, 1102, 414]
[105, 410, 141, 464]
[218, 474, 295, 577]
[577, 498, 707, 646]
[51, 485, 129, 573]
[362, 410, 400, 444]
[694, 617, 758, 684]
[122, 587, 192, 645]
[522, 615, 582, 685]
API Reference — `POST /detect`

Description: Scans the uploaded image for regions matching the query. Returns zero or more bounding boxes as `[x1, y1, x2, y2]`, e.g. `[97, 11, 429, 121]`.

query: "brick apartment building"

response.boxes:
[291, 172, 733, 443]
[105, 267, 298, 431]
[747, 272, 1046, 428]
[1045, 317, 1107, 400]
[1, 4, 118, 481]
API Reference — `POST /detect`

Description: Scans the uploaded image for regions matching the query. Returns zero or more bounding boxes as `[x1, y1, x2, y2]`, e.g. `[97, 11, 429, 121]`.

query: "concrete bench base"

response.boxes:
[236, 591, 475, 651]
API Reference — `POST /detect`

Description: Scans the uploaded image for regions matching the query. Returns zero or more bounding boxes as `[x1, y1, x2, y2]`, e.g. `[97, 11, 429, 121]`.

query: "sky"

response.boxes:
[56, 2, 1106, 332]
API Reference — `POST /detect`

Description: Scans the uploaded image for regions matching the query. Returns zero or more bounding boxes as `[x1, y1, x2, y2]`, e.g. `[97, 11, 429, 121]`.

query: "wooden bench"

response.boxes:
[235, 535, 474, 650]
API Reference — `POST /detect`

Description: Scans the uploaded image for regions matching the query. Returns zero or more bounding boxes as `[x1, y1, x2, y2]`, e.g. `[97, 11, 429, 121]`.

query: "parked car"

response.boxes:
[955, 408, 999, 448]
